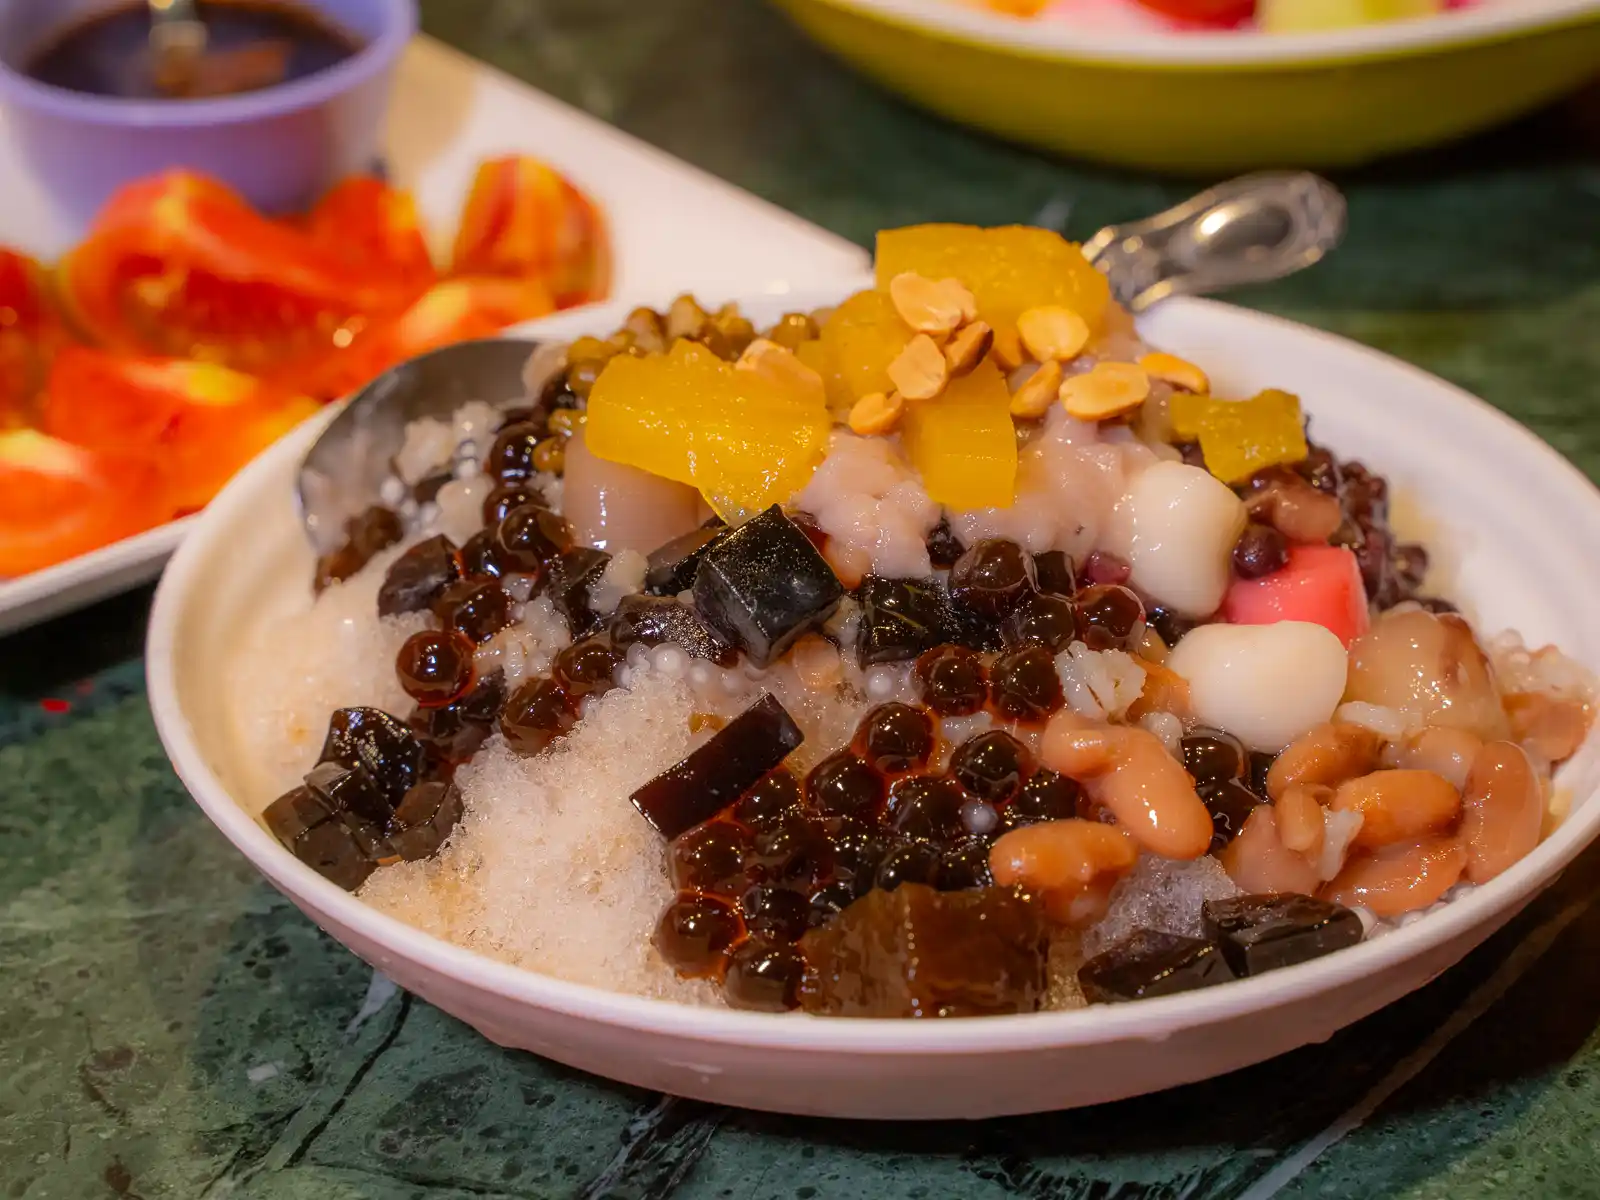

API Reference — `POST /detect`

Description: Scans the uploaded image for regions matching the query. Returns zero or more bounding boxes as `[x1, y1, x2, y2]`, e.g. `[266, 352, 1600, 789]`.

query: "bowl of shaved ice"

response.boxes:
[148, 224, 1600, 1118]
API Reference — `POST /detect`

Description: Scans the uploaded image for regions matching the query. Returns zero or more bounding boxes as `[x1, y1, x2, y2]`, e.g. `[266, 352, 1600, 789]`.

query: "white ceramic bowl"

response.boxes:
[146, 292, 1600, 1119]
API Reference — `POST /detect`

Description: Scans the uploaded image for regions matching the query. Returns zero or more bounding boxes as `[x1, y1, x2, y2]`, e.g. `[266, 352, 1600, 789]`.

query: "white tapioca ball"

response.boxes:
[1124, 462, 1246, 619]
[1168, 621, 1349, 752]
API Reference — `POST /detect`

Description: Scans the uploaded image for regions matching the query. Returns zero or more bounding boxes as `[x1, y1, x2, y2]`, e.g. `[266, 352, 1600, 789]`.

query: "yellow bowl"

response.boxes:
[771, 0, 1600, 172]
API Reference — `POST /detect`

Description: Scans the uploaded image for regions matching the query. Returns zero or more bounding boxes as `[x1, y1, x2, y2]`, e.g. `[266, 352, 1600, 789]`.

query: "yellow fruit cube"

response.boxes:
[1169, 388, 1309, 484]
[586, 340, 830, 521]
[900, 359, 1017, 510]
[875, 225, 1111, 343]
[818, 289, 914, 403]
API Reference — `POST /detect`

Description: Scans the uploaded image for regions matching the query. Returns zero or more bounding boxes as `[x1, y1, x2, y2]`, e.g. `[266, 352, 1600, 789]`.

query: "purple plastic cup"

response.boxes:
[0, 0, 417, 225]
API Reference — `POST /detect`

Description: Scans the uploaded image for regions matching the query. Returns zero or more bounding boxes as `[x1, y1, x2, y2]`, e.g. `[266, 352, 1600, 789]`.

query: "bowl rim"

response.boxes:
[0, 0, 417, 127]
[791, 0, 1600, 68]
[147, 292, 1600, 1055]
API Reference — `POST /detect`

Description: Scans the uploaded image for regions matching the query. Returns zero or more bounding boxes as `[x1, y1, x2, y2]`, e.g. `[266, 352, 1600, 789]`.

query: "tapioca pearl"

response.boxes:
[1124, 462, 1246, 619]
[1167, 621, 1348, 753]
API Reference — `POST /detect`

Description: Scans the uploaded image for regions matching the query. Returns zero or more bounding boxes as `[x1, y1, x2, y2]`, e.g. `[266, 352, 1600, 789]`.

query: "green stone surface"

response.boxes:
[4, 1, 1600, 1196]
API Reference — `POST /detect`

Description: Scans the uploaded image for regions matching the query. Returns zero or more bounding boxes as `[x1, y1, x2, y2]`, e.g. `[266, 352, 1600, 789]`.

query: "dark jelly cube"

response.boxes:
[799, 884, 1048, 1018]
[1033, 550, 1076, 597]
[313, 505, 404, 593]
[631, 693, 804, 839]
[1202, 894, 1364, 978]
[854, 575, 962, 666]
[1078, 929, 1234, 1004]
[693, 505, 843, 668]
[644, 526, 724, 596]
[377, 535, 462, 617]
[548, 547, 612, 638]
[262, 784, 333, 846]
[318, 707, 428, 811]
[304, 759, 392, 826]
[291, 819, 378, 891]
[386, 781, 464, 862]
[609, 595, 735, 665]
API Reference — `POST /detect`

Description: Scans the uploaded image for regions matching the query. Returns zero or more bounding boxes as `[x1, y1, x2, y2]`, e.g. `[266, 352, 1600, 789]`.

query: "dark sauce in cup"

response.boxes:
[25, 1, 362, 100]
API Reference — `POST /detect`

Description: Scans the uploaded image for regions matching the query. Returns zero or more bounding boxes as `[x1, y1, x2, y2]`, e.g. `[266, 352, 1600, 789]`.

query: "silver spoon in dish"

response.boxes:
[296, 171, 1346, 550]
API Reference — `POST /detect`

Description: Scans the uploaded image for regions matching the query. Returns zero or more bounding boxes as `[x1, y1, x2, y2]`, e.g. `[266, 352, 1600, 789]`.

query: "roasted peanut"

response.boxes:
[1383, 725, 1482, 791]
[1137, 351, 1209, 395]
[1267, 722, 1384, 801]
[1504, 692, 1592, 764]
[1017, 305, 1091, 363]
[1123, 659, 1193, 722]
[1008, 360, 1064, 420]
[1058, 362, 1151, 422]
[944, 321, 994, 378]
[666, 294, 709, 341]
[847, 390, 905, 436]
[1320, 836, 1468, 918]
[1220, 805, 1321, 896]
[888, 272, 976, 336]
[1041, 712, 1214, 860]
[1276, 783, 1331, 856]
[989, 819, 1138, 926]
[736, 337, 828, 408]
[1459, 740, 1543, 884]
[887, 334, 948, 401]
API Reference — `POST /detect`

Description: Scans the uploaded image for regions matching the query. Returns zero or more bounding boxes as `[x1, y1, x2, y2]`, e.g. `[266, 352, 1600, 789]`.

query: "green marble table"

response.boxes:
[5, 2, 1600, 1196]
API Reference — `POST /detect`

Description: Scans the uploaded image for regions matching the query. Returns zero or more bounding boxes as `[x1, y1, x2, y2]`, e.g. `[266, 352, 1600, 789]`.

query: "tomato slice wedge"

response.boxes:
[0, 248, 76, 428]
[451, 156, 611, 309]
[41, 347, 319, 514]
[303, 175, 438, 296]
[1132, 0, 1256, 25]
[279, 276, 557, 400]
[0, 429, 170, 576]
[58, 172, 423, 375]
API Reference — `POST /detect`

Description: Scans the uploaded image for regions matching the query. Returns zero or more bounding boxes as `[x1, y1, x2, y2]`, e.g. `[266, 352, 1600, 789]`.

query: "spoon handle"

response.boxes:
[1081, 172, 1346, 312]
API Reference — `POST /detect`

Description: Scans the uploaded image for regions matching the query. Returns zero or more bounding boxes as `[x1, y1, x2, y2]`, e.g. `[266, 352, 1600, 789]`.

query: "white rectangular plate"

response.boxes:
[0, 36, 868, 637]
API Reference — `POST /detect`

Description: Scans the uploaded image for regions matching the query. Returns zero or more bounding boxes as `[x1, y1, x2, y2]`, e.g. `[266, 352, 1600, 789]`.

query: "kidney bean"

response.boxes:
[1320, 836, 1467, 918]
[989, 819, 1138, 926]
[1266, 722, 1383, 801]
[1330, 769, 1461, 849]
[1041, 712, 1214, 860]
[1460, 741, 1544, 884]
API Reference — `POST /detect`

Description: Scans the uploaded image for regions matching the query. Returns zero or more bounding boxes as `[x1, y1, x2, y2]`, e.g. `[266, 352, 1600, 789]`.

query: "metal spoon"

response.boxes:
[148, 0, 208, 95]
[295, 172, 1346, 549]
[1081, 171, 1345, 312]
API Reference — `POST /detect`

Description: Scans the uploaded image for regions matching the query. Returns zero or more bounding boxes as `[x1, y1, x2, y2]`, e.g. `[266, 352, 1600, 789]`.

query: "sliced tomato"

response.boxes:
[41, 346, 319, 514]
[279, 276, 557, 400]
[1133, 0, 1256, 25]
[303, 176, 438, 296]
[58, 172, 422, 375]
[451, 156, 611, 309]
[0, 429, 170, 576]
[0, 248, 77, 428]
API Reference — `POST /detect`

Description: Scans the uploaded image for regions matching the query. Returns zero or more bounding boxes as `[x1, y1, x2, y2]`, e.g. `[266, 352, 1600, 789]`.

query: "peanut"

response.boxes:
[1267, 722, 1384, 801]
[847, 390, 905, 437]
[887, 333, 948, 402]
[1276, 783, 1331, 856]
[1504, 692, 1592, 764]
[1330, 769, 1461, 849]
[1220, 805, 1320, 896]
[990, 326, 1026, 373]
[888, 272, 976, 336]
[1138, 351, 1209, 394]
[944, 320, 994, 378]
[1008, 360, 1064, 420]
[1017, 305, 1091, 363]
[1383, 725, 1482, 791]
[1059, 362, 1151, 422]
